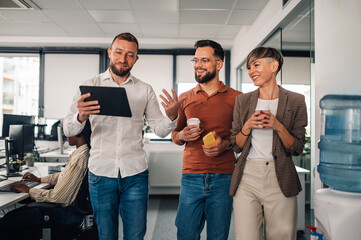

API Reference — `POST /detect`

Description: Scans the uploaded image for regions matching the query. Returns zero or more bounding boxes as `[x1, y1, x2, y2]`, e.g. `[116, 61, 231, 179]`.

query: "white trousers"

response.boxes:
[233, 160, 297, 240]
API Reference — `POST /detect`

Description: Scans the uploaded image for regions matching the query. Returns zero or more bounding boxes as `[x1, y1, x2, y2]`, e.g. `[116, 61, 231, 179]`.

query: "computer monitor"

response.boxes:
[9, 124, 34, 160]
[2, 114, 35, 138]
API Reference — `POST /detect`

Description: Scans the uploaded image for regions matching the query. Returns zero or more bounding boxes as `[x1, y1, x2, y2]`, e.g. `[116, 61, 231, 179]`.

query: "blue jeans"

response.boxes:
[88, 169, 149, 240]
[175, 173, 233, 240]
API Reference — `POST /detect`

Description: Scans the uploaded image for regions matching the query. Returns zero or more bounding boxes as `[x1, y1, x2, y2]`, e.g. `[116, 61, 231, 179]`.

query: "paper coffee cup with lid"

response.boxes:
[187, 118, 200, 128]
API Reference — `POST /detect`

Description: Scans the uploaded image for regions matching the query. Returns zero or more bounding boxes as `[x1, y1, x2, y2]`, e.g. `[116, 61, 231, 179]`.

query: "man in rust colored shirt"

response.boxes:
[172, 40, 241, 240]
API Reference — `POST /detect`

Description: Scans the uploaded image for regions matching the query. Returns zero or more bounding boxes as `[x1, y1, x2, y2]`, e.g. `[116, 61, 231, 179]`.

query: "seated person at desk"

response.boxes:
[0, 121, 91, 239]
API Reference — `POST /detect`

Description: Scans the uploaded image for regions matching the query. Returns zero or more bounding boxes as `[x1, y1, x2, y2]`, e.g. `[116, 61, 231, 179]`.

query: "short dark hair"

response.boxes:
[194, 40, 224, 61]
[247, 47, 284, 74]
[76, 120, 92, 148]
[110, 32, 139, 52]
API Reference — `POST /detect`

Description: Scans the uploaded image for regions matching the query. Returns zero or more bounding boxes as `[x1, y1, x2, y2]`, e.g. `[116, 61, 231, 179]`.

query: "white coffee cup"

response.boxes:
[187, 118, 200, 128]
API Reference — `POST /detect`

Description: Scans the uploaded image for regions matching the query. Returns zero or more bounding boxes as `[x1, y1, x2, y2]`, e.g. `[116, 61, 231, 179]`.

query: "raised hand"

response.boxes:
[159, 89, 186, 121]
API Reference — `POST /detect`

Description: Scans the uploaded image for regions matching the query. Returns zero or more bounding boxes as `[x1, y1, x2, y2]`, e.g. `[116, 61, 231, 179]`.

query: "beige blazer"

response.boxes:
[229, 86, 307, 198]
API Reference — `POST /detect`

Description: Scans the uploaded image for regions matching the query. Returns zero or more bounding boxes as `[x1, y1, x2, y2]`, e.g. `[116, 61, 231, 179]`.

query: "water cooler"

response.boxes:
[315, 95, 361, 240]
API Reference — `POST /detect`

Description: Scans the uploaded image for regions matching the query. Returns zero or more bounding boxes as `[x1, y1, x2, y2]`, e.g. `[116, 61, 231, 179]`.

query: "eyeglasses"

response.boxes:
[190, 58, 220, 64]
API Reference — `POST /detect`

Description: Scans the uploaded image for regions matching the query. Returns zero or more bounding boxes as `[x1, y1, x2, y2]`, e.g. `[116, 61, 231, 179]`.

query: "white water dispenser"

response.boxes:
[315, 95, 361, 240]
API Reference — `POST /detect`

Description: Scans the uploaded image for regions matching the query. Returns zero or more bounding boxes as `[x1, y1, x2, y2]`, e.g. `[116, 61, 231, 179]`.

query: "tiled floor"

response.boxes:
[118, 195, 314, 240]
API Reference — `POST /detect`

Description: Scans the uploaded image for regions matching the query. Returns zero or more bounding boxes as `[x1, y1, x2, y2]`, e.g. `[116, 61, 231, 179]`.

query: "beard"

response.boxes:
[110, 61, 132, 77]
[194, 68, 216, 84]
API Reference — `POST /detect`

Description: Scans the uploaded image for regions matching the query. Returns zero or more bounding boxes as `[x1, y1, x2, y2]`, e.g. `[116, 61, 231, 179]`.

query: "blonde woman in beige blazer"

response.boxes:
[230, 47, 307, 240]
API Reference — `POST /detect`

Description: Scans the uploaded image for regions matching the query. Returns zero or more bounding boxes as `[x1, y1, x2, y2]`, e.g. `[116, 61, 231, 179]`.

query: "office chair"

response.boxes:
[26, 171, 98, 240]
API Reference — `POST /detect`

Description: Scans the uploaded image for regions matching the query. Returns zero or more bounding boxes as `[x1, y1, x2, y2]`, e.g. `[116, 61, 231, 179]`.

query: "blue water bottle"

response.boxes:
[318, 95, 361, 192]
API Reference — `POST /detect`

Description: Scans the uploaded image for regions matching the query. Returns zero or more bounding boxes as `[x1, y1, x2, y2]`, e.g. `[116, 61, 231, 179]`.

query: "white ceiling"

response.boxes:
[0, 0, 269, 48]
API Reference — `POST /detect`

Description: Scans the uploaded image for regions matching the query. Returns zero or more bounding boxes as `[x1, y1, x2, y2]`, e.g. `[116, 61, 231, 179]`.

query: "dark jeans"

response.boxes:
[0, 204, 83, 240]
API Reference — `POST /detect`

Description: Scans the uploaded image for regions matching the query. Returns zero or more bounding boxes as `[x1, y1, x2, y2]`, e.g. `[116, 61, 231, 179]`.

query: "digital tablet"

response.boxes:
[79, 86, 132, 117]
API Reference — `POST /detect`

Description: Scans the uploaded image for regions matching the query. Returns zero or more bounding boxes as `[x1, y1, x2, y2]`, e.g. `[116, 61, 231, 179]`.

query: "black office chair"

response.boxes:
[26, 171, 98, 240]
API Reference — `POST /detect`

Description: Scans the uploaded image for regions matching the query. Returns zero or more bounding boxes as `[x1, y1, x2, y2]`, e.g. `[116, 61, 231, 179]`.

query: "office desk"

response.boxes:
[296, 166, 310, 231]
[0, 162, 61, 210]
[39, 149, 74, 162]
[0, 151, 5, 158]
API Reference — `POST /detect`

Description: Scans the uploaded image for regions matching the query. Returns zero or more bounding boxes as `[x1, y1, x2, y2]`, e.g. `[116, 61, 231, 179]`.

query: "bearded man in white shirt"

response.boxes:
[63, 32, 183, 240]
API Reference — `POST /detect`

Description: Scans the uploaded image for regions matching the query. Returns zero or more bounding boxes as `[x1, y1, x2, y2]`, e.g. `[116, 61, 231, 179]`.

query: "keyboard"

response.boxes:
[0, 180, 41, 193]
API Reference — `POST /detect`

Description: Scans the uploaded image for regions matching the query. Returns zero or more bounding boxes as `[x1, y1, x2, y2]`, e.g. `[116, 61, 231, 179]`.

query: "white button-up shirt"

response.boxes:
[63, 69, 176, 178]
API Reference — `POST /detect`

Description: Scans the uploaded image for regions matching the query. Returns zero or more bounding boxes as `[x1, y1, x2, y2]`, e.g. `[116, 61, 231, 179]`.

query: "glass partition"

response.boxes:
[278, 1, 314, 206]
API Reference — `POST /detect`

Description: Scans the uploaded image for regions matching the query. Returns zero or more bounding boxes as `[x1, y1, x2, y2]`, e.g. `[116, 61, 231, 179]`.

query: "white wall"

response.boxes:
[313, 0, 361, 192]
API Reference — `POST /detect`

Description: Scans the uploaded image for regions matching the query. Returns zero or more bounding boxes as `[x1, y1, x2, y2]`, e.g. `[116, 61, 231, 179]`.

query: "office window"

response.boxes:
[131, 54, 173, 140]
[239, 62, 256, 93]
[176, 55, 196, 95]
[43, 54, 100, 119]
[178, 82, 197, 94]
[0, 54, 40, 116]
[131, 54, 173, 114]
